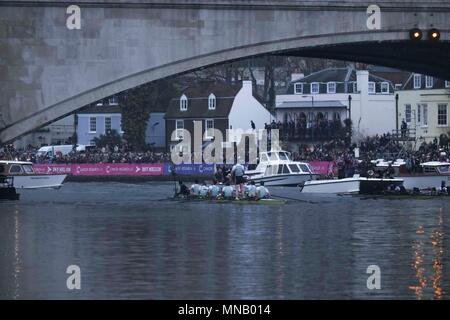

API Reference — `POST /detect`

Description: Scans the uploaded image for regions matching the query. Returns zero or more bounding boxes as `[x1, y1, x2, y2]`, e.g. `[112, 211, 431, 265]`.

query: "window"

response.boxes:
[446, 81, 450, 88]
[368, 82, 376, 94]
[23, 164, 34, 174]
[282, 165, 290, 174]
[421, 104, 428, 127]
[311, 82, 319, 94]
[180, 94, 188, 111]
[438, 104, 448, 126]
[104, 117, 112, 133]
[413, 74, 422, 89]
[425, 76, 434, 88]
[89, 117, 97, 133]
[288, 164, 300, 173]
[405, 104, 412, 124]
[299, 164, 311, 173]
[108, 95, 118, 105]
[208, 93, 216, 110]
[175, 120, 184, 140]
[9, 165, 22, 174]
[294, 83, 303, 94]
[327, 82, 336, 94]
[205, 119, 214, 139]
[381, 82, 390, 94]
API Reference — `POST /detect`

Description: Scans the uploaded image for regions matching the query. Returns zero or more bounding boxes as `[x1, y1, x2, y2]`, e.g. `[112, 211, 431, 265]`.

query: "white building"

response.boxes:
[164, 80, 272, 153]
[275, 67, 396, 141]
[397, 74, 450, 143]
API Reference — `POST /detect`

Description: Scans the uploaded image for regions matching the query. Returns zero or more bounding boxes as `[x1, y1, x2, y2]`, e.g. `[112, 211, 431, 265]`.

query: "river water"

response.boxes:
[0, 182, 448, 299]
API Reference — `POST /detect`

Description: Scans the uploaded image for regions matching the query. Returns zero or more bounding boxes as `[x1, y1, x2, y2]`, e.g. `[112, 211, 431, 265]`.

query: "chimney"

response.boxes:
[242, 80, 253, 95]
[291, 73, 304, 82]
[356, 70, 369, 94]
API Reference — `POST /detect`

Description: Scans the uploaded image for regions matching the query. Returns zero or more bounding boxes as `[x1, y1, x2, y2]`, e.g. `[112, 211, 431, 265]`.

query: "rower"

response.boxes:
[222, 181, 235, 199]
[246, 181, 257, 200]
[199, 181, 209, 198]
[176, 180, 189, 197]
[231, 162, 245, 199]
[190, 179, 201, 197]
[208, 179, 221, 199]
[256, 181, 270, 199]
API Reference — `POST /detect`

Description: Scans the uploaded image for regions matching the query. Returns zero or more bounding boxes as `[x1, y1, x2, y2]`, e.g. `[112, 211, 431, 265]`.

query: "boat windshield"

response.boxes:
[278, 152, 290, 161]
[438, 165, 450, 173]
[23, 164, 34, 174]
[299, 164, 311, 173]
[9, 164, 22, 174]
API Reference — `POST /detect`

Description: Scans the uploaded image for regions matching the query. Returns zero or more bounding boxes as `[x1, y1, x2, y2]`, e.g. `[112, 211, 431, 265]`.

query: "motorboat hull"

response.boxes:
[11, 174, 67, 189]
[400, 175, 450, 190]
[300, 177, 404, 194]
[249, 173, 314, 187]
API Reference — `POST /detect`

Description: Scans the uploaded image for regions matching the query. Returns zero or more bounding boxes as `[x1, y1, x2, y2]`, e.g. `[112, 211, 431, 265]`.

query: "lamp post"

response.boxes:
[347, 95, 352, 144]
[395, 93, 399, 134]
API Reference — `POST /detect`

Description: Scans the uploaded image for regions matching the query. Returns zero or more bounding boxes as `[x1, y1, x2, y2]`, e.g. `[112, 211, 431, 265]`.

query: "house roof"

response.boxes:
[77, 105, 121, 114]
[401, 74, 448, 90]
[276, 100, 347, 109]
[286, 67, 395, 94]
[164, 81, 241, 119]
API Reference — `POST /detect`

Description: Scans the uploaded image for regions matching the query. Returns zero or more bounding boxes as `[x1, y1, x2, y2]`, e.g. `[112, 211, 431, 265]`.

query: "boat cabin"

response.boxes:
[0, 161, 35, 176]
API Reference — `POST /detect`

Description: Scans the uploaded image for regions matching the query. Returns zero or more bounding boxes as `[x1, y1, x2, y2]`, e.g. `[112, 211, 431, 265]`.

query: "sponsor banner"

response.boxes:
[164, 163, 215, 175]
[33, 163, 164, 176]
[307, 161, 336, 175]
[33, 164, 73, 175]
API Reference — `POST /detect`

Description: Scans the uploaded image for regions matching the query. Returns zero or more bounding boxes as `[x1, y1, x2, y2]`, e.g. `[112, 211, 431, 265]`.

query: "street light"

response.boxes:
[428, 28, 441, 41]
[410, 28, 423, 41]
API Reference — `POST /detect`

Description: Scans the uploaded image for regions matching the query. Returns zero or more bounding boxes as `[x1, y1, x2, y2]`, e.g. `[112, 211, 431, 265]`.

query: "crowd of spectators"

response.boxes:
[2, 133, 450, 171]
[0, 144, 171, 164]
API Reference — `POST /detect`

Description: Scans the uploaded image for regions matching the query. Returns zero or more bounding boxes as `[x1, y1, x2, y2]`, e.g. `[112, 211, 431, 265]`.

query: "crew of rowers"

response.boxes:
[176, 179, 270, 200]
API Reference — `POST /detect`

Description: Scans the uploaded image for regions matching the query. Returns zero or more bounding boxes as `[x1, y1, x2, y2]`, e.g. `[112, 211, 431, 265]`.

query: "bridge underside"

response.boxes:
[1, 40, 450, 144]
[1, 1, 450, 143]
[281, 41, 450, 80]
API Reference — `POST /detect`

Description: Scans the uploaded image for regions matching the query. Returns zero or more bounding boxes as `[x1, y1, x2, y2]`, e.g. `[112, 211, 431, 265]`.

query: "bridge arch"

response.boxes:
[1, 1, 450, 143]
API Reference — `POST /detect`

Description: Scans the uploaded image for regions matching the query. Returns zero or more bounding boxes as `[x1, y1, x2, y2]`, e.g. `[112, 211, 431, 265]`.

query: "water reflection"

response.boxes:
[1, 183, 450, 299]
[409, 208, 445, 300]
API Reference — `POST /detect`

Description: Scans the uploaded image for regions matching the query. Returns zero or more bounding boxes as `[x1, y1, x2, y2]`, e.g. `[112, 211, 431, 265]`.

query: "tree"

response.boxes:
[93, 129, 123, 149]
[120, 79, 175, 151]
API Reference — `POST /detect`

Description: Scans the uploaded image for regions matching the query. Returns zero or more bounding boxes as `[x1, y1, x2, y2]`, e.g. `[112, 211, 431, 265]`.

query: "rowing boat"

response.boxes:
[170, 197, 286, 205]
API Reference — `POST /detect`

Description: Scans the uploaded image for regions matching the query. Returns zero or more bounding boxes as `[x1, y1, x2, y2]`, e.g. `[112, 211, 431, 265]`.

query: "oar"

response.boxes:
[271, 194, 319, 204]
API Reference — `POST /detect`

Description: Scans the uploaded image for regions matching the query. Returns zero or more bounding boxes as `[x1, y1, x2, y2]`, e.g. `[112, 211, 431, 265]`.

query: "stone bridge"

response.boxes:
[1, 0, 450, 143]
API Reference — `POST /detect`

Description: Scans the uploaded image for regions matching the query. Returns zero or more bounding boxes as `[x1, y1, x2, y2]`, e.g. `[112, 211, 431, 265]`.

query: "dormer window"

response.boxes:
[381, 82, 390, 94]
[413, 74, 422, 89]
[425, 76, 434, 88]
[327, 82, 336, 94]
[208, 93, 216, 110]
[311, 82, 319, 94]
[180, 94, 188, 111]
[294, 83, 303, 94]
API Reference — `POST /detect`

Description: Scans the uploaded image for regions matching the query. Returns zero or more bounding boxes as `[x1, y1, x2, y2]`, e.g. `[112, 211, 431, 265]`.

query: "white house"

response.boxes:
[164, 80, 272, 153]
[275, 67, 396, 141]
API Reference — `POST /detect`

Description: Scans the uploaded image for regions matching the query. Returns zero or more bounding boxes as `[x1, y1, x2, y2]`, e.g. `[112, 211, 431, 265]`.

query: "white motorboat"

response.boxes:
[0, 160, 67, 189]
[299, 175, 404, 194]
[245, 150, 318, 186]
[374, 160, 450, 190]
